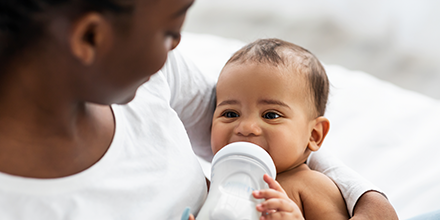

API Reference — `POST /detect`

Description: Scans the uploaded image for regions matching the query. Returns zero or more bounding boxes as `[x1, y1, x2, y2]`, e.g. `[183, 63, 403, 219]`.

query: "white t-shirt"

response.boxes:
[0, 50, 211, 220]
[0, 48, 378, 219]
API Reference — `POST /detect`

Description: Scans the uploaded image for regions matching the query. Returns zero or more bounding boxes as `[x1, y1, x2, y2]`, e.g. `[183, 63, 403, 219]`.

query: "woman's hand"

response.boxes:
[350, 191, 398, 220]
[253, 174, 304, 220]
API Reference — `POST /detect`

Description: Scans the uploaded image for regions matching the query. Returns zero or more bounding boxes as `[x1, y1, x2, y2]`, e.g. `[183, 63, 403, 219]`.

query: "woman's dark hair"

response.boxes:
[225, 38, 329, 117]
[0, 0, 132, 70]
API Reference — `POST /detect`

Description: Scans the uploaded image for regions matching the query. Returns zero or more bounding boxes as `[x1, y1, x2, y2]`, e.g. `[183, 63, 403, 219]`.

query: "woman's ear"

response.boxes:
[69, 13, 112, 65]
[307, 116, 330, 152]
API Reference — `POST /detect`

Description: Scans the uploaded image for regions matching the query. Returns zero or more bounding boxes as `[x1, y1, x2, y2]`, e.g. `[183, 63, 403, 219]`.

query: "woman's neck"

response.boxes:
[0, 65, 115, 178]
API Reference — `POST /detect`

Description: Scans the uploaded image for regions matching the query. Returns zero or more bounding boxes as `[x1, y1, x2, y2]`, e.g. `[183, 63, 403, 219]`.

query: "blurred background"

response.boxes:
[183, 0, 440, 99]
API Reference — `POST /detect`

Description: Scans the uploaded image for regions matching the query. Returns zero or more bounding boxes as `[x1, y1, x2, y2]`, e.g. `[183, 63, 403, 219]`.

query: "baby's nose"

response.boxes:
[235, 118, 262, 136]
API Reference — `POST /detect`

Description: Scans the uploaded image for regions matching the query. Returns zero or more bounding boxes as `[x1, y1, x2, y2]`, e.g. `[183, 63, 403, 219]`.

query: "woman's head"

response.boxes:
[0, 0, 132, 68]
[0, 0, 193, 104]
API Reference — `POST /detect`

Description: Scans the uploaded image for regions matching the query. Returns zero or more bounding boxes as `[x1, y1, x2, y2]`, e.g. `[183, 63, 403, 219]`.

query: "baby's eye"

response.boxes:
[222, 111, 239, 118]
[263, 112, 281, 119]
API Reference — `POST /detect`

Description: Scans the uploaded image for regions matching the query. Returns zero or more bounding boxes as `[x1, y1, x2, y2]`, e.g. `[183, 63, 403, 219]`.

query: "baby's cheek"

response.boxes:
[210, 124, 229, 154]
[210, 136, 222, 154]
[211, 139, 228, 155]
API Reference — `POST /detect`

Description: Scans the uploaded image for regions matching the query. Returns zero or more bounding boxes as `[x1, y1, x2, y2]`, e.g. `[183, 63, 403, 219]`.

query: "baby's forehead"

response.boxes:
[220, 60, 316, 111]
[222, 59, 308, 82]
[221, 61, 311, 93]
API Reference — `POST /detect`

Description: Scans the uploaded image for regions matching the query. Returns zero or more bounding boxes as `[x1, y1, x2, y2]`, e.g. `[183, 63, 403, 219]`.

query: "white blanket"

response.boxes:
[179, 32, 440, 219]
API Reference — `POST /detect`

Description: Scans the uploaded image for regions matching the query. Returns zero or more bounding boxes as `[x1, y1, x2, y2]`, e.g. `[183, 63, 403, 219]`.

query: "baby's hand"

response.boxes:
[253, 174, 304, 220]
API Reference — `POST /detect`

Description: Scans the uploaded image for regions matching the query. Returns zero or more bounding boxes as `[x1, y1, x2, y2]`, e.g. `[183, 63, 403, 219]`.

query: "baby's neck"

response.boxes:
[277, 162, 310, 177]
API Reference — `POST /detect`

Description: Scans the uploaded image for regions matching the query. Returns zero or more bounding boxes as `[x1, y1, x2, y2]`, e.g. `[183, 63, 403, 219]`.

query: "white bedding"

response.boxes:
[178, 32, 440, 219]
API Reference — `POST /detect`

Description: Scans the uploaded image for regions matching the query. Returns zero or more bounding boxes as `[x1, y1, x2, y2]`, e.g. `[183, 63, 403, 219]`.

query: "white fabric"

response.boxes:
[0, 49, 210, 219]
[178, 32, 382, 217]
[178, 32, 440, 219]
[323, 65, 440, 219]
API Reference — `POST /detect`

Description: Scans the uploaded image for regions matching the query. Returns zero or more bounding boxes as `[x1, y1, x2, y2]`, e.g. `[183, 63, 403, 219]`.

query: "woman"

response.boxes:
[0, 0, 397, 219]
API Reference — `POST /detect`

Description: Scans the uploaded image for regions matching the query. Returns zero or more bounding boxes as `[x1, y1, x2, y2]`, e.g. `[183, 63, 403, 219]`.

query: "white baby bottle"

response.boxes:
[196, 142, 277, 220]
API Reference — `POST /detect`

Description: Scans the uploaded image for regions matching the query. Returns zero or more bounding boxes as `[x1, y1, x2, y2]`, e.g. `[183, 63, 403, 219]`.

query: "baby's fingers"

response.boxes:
[256, 198, 295, 213]
[253, 188, 287, 201]
[260, 210, 304, 220]
[257, 199, 304, 220]
[263, 174, 286, 194]
[254, 174, 303, 219]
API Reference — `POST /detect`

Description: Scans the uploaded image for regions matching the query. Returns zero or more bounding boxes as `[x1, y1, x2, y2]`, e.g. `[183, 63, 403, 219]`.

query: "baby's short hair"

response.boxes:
[225, 38, 329, 117]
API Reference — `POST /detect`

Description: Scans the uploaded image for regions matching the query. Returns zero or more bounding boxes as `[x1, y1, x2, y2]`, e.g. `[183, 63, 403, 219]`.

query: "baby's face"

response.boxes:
[211, 62, 315, 173]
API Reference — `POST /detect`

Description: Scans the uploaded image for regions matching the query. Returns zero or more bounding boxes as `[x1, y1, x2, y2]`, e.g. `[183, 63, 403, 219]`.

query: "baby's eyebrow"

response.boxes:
[217, 100, 239, 107]
[259, 99, 291, 109]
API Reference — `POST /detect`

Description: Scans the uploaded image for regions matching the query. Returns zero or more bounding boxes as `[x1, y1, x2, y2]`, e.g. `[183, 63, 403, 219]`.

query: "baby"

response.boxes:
[210, 38, 349, 219]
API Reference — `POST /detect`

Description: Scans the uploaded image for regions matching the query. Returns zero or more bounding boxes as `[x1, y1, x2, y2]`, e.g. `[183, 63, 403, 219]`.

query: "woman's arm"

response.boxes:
[351, 191, 398, 220]
[161, 48, 217, 162]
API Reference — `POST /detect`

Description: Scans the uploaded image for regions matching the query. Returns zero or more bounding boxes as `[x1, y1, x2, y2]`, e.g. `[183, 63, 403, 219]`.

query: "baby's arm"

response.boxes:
[307, 150, 398, 219]
[253, 174, 304, 220]
[294, 170, 349, 220]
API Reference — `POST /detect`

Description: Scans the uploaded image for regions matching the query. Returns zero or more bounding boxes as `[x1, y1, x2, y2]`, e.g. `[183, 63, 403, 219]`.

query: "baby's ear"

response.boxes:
[307, 116, 330, 152]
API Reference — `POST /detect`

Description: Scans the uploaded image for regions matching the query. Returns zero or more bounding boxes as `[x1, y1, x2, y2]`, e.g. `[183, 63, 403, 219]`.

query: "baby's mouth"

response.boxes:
[229, 139, 266, 150]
